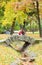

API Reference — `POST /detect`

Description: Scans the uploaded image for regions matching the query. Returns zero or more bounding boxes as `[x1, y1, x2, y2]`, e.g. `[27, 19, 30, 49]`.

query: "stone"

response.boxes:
[22, 50, 36, 62]
[10, 58, 20, 65]
[5, 39, 11, 45]
[10, 62, 18, 65]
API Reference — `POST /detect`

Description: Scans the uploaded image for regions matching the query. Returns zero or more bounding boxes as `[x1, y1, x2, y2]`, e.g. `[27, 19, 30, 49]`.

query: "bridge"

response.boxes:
[0, 34, 42, 52]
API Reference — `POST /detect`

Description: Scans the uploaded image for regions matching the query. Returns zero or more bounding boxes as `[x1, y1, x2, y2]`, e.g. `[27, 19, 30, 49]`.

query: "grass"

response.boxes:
[0, 44, 21, 65]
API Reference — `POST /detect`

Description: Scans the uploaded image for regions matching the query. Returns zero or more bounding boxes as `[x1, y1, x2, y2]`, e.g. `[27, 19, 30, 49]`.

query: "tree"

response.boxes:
[10, 18, 16, 35]
[3, 2, 28, 34]
[35, 0, 42, 37]
[1, 0, 42, 35]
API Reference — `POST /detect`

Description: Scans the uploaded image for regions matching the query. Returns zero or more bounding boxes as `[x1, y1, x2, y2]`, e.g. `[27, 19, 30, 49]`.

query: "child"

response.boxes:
[18, 29, 25, 35]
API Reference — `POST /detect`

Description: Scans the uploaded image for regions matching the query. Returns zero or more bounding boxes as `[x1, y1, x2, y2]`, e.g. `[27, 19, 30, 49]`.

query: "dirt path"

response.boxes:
[0, 34, 10, 39]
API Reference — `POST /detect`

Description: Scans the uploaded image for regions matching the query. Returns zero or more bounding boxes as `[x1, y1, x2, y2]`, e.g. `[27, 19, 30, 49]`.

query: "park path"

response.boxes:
[0, 32, 41, 40]
[0, 34, 10, 39]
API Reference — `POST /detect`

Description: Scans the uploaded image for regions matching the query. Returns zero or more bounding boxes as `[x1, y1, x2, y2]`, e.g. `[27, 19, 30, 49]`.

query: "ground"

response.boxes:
[0, 33, 42, 65]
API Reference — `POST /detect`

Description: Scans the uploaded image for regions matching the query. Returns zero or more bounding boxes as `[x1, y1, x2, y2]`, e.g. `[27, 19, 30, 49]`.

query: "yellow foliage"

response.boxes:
[1, 1, 6, 7]
[2, 20, 7, 26]
[11, 0, 18, 2]
[5, 2, 12, 11]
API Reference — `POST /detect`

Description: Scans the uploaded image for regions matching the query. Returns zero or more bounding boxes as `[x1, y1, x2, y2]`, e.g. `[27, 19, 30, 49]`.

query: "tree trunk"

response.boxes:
[30, 22, 31, 32]
[10, 21, 15, 35]
[36, 0, 42, 37]
[23, 21, 26, 31]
